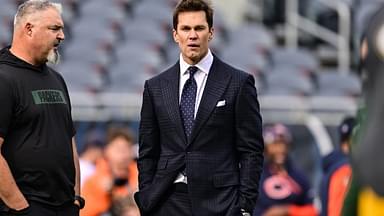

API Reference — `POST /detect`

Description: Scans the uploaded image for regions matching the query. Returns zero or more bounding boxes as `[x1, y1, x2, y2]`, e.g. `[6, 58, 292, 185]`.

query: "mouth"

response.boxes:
[53, 42, 60, 49]
[188, 44, 199, 48]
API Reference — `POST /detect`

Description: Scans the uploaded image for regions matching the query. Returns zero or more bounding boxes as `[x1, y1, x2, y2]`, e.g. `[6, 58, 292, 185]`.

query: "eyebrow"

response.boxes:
[180, 24, 207, 29]
[49, 24, 64, 29]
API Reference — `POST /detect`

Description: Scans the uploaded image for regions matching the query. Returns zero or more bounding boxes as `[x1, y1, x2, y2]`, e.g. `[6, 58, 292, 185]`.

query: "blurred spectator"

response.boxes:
[320, 116, 355, 216]
[253, 123, 317, 216]
[79, 132, 104, 186]
[81, 127, 138, 216]
[107, 194, 140, 216]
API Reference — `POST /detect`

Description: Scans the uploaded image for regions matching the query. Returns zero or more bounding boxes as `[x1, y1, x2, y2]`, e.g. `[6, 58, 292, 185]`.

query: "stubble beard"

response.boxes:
[47, 48, 60, 65]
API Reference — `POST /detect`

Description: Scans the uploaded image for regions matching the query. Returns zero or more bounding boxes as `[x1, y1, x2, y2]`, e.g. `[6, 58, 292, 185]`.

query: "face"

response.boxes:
[265, 141, 288, 166]
[104, 137, 134, 178]
[341, 142, 350, 155]
[173, 11, 213, 65]
[27, 7, 65, 65]
[87, 147, 103, 164]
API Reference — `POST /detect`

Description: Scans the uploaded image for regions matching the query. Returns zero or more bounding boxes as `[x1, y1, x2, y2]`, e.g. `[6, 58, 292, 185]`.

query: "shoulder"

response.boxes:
[322, 150, 349, 173]
[0, 62, 15, 79]
[0, 66, 15, 88]
[0, 67, 16, 102]
[0, 68, 11, 80]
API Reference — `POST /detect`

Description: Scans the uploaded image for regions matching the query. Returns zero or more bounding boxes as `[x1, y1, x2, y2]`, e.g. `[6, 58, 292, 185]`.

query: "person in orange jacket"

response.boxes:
[81, 127, 138, 216]
[320, 117, 355, 216]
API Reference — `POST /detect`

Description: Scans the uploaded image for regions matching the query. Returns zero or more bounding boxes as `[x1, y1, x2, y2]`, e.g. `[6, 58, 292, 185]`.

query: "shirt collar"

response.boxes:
[179, 49, 213, 76]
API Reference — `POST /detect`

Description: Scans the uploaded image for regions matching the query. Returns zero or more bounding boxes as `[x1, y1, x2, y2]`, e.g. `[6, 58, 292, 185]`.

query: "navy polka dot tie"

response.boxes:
[180, 66, 198, 139]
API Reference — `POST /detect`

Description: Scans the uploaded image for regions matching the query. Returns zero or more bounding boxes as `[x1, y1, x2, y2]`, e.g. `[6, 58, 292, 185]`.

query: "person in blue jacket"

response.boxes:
[253, 123, 317, 216]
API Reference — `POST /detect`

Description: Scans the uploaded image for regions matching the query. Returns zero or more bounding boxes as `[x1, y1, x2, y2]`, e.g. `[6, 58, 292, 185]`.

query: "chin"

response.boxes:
[189, 54, 203, 62]
[47, 49, 60, 65]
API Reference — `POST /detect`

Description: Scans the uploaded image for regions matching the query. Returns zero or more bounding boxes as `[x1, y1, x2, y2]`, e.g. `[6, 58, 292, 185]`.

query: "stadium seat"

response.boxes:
[221, 47, 269, 76]
[264, 67, 315, 96]
[133, 1, 173, 29]
[108, 62, 156, 92]
[123, 19, 169, 47]
[270, 48, 319, 73]
[114, 41, 164, 69]
[228, 23, 276, 52]
[315, 70, 361, 97]
[57, 61, 107, 92]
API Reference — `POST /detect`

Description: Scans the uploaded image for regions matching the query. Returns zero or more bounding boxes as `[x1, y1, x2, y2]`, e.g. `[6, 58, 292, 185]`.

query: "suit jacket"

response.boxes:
[134, 56, 264, 216]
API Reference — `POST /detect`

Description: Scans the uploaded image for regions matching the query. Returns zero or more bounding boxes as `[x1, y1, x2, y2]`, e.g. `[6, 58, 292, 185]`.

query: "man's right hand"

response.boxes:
[9, 200, 29, 212]
[0, 138, 29, 213]
[8, 205, 30, 215]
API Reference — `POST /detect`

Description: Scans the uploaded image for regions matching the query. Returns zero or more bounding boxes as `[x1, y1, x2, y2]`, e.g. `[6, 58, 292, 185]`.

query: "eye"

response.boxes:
[195, 26, 206, 31]
[180, 26, 191, 31]
[49, 25, 63, 32]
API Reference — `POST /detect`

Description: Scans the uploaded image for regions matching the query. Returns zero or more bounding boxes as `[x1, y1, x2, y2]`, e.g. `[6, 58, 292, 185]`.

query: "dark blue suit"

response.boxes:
[134, 56, 264, 215]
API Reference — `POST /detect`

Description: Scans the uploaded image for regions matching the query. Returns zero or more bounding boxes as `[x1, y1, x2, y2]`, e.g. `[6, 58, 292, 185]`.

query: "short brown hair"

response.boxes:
[106, 127, 135, 146]
[173, 0, 214, 30]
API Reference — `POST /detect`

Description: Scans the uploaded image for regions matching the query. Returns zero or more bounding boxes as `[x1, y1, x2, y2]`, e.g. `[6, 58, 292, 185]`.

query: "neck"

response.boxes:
[183, 50, 209, 65]
[10, 39, 41, 66]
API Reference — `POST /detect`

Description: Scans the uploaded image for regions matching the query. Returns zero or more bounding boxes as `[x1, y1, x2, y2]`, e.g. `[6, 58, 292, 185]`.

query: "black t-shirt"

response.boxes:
[0, 48, 76, 206]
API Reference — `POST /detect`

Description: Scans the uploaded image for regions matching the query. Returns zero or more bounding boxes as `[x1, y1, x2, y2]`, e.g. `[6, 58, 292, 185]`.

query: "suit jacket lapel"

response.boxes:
[189, 57, 231, 145]
[161, 63, 188, 145]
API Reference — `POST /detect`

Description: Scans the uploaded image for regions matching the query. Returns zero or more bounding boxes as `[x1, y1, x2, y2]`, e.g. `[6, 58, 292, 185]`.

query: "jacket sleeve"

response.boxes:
[137, 81, 161, 190]
[235, 74, 264, 212]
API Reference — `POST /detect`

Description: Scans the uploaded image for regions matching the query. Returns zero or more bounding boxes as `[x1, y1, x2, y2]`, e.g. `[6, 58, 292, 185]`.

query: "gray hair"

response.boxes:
[14, 0, 62, 27]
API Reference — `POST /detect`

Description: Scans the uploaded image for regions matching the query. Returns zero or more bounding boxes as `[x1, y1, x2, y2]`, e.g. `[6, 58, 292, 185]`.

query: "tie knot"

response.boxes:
[188, 66, 198, 78]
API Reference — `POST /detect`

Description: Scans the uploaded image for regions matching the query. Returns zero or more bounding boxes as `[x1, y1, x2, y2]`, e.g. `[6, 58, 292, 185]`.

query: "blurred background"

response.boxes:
[1, 0, 380, 210]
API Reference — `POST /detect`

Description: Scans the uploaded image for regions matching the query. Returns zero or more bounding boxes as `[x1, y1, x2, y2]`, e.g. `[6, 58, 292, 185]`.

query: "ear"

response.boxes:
[173, 29, 179, 43]
[208, 27, 214, 41]
[25, 22, 33, 37]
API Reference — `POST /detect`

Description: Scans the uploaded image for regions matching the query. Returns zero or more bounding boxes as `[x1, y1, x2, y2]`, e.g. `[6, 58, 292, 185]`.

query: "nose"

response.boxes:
[188, 30, 198, 39]
[57, 29, 65, 41]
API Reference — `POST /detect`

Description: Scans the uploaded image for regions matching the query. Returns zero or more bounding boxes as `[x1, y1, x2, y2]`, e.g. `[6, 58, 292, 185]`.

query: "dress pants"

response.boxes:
[150, 183, 193, 216]
[0, 200, 79, 216]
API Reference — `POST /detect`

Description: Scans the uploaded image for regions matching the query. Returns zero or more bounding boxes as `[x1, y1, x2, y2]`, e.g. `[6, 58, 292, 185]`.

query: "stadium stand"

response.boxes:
[2, 1, 378, 210]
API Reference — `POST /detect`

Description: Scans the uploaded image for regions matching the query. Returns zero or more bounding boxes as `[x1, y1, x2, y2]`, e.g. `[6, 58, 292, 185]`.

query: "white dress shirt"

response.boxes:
[179, 50, 214, 117]
[175, 50, 214, 184]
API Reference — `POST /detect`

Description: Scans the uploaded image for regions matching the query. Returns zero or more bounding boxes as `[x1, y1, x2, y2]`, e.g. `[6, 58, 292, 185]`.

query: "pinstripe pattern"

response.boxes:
[135, 56, 264, 216]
